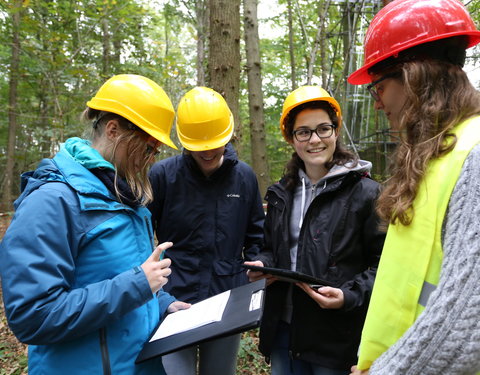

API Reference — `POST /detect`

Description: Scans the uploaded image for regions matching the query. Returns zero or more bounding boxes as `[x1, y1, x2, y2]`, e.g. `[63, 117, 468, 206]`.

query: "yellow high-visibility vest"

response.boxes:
[357, 115, 480, 370]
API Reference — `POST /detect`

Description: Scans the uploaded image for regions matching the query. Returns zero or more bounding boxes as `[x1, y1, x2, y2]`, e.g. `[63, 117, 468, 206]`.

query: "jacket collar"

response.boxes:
[53, 138, 114, 197]
[16, 138, 117, 209]
[267, 159, 372, 203]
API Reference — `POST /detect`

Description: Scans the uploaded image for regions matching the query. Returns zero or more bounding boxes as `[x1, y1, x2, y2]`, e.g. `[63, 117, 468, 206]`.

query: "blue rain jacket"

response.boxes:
[0, 138, 175, 375]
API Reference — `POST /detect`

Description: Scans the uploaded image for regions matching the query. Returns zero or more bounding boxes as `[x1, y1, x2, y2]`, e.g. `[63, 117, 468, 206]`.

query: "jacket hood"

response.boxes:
[62, 137, 114, 171]
[15, 138, 115, 209]
[294, 159, 372, 229]
[322, 159, 372, 181]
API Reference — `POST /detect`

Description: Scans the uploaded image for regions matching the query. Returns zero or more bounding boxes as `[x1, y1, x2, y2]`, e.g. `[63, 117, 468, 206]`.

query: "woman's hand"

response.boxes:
[141, 242, 173, 294]
[244, 260, 277, 286]
[296, 283, 345, 309]
[350, 365, 369, 375]
[167, 300, 191, 313]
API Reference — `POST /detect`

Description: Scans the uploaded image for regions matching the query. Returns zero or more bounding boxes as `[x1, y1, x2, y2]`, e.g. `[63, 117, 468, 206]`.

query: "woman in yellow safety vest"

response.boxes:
[348, 0, 480, 374]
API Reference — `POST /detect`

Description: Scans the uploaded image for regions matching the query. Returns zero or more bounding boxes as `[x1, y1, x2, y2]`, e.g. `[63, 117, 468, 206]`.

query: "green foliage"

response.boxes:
[0, 284, 28, 375]
[237, 330, 270, 374]
[0, 344, 28, 375]
[1, 0, 480, 203]
[0, 0, 195, 200]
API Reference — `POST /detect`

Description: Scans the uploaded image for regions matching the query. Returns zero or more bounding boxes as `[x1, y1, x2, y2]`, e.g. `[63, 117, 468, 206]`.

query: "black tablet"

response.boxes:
[243, 265, 335, 287]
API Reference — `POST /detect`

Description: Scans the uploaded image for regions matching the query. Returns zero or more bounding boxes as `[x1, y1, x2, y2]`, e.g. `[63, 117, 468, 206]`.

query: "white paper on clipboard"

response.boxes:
[149, 290, 231, 341]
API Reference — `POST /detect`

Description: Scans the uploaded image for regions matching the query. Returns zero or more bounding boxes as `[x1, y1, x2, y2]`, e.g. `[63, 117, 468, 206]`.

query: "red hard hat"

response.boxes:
[348, 0, 480, 85]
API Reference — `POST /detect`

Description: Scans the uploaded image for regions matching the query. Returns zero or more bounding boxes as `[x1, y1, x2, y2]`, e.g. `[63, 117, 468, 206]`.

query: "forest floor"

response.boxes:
[0, 213, 270, 375]
[0, 214, 28, 375]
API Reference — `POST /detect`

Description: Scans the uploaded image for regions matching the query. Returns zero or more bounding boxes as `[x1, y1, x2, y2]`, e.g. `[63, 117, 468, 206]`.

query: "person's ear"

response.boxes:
[104, 119, 120, 141]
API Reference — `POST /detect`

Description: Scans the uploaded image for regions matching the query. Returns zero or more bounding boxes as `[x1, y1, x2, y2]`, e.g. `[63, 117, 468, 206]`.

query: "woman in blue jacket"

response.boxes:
[148, 87, 265, 375]
[0, 74, 189, 375]
[247, 86, 385, 375]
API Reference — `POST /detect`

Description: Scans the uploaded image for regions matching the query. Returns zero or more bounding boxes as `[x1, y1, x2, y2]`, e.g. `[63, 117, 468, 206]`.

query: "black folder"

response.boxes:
[242, 265, 335, 287]
[135, 279, 266, 364]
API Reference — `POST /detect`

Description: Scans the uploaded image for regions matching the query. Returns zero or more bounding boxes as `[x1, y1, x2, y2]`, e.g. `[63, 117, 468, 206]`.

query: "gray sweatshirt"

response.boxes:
[289, 160, 373, 270]
[369, 145, 480, 375]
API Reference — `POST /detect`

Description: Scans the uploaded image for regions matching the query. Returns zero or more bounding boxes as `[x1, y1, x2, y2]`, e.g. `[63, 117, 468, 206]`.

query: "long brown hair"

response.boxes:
[282, 101, 357, 191]
[376, 60, 480, 225]
[83, 108, 155, 205]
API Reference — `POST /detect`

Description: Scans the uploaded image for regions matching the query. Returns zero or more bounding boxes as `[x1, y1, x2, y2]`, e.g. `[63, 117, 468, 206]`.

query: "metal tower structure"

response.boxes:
[324, 0, 395, 177]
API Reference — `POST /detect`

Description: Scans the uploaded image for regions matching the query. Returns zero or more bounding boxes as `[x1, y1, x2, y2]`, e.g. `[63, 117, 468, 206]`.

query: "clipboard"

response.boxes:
[135, 279, 266, 364]
[243, 265, 335, 287]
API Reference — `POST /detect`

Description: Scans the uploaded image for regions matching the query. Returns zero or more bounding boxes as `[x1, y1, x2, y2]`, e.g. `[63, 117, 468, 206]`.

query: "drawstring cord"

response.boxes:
[298, 178, 327, 229]
[299, 177, 306, 229]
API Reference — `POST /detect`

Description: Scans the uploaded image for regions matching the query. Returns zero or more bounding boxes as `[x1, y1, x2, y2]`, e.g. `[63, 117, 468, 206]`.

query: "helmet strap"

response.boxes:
[92, 111, 109, 129]
[92, 111, 139, 132]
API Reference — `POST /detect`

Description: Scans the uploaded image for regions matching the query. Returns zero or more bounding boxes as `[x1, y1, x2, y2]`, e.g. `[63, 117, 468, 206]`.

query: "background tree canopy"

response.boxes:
[1, 0, 479, 211]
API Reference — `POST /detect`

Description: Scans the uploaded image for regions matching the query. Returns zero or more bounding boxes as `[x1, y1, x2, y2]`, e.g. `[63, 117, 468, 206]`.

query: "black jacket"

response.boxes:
[256, 168, 385, 370]
[148, 144, 265, 303]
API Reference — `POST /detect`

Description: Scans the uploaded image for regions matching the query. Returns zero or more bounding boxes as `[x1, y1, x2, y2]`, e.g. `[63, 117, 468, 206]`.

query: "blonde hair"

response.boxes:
[376, 60, 480, 225]
[83, 108, 155, 205]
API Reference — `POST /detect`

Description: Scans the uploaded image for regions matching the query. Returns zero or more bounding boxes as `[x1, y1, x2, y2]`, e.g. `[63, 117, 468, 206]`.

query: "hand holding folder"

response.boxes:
[136, 279, 266, 363]
[150, 290, 230, 341]
[242, 264, 335, 287]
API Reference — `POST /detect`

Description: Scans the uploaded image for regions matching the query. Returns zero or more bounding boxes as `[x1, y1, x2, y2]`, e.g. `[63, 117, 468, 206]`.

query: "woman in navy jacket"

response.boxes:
[149, 87, 264, 375]
[247, 86, 385, 375]
[0, 75, 189, 375]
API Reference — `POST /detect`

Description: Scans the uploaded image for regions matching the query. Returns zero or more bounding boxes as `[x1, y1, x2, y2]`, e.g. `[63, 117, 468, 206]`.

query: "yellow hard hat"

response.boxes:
[176, 87, 234, 151]
[280, 86, 342, 141]
[86, 74, 177, 150]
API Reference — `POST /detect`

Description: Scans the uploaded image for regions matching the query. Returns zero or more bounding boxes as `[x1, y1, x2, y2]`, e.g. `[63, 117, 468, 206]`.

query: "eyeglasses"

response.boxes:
[292, 124, 336, 142]
[366, 72, 401, 101]
[145, 144, 160, 157]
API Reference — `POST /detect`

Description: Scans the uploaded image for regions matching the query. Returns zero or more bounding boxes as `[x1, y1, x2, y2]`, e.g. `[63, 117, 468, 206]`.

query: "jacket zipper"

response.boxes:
[144, 216, 154, 249]
[100, 328, 111, 375]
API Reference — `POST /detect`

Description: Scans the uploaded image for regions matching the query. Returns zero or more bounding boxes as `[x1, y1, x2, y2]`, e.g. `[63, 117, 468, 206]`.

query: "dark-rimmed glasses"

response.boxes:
[292, 124, 336, 142]
[145, 144, 160, 157]
[367, 72, 401, 101]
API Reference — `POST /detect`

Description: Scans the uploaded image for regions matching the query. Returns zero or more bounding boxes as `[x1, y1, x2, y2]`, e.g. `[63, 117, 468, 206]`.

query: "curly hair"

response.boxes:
[375, 60, 480, 225]
[282, 101, 357, 191]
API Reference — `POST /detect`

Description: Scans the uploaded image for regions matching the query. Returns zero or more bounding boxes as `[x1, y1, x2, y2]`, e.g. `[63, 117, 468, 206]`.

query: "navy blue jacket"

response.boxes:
[148, 144, 264, 303]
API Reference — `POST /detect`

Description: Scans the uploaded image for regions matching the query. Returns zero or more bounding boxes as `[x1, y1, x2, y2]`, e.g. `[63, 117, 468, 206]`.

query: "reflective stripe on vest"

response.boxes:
[357, 116, 480, 371]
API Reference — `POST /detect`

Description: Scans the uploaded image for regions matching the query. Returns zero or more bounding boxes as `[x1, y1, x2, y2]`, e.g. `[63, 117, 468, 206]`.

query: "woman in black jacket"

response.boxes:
[149, 87, 264, 375]
[246, 86, 385, 375]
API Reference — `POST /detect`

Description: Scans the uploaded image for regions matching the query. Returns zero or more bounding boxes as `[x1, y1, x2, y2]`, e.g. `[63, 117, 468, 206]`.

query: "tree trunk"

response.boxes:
[306, 0, 330, 86]
[208, 0, 241, 150]
[319, 0, 330, 88]
[2, 0, 23, 212]
[287, 0, 297, 90]
[243, 0, 270, 197]
[102, 17, 110, 76]
[340, 0, 363, 148]
[195, 0, 208, 86]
